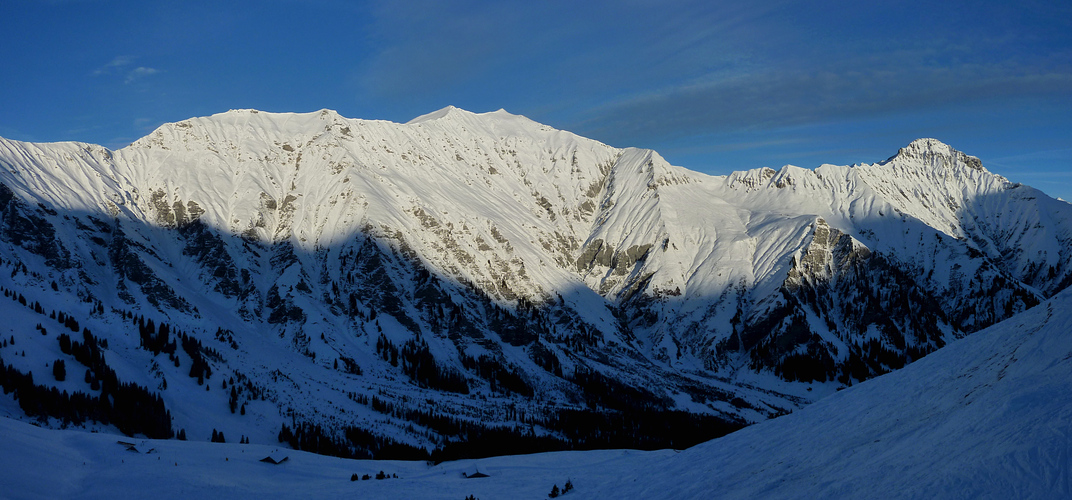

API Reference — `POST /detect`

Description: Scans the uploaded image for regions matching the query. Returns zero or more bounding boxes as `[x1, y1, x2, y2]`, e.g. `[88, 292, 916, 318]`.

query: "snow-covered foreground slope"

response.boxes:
[599, 284, 1072, 499]
[3, 286, 1070, 499]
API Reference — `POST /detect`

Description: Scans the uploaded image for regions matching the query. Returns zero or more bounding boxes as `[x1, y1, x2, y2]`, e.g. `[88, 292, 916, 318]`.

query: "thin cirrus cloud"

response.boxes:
[355, 1, 775, 101]
[357, 0, 526, 98]
[352, 0, 1071, 153]
[124, 67, 159, 84]
[92, 56, 133, 76]
[575, 59, 1072, 147]
[93, 56, 160, 84]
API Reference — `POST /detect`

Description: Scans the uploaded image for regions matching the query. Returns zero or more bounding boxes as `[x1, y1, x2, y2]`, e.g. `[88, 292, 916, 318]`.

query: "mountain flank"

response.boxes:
[0, 107, 1069, 457]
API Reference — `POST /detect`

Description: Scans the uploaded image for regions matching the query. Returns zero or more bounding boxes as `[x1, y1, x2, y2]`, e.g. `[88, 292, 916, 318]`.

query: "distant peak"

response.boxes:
[886, 138, 984, 171]
[405, 106, 537, 127]
[909, 138, 949, 148]
[406, 105, 464, 125]
[899, 138, 957, 157]
[486, 108, 514, 118]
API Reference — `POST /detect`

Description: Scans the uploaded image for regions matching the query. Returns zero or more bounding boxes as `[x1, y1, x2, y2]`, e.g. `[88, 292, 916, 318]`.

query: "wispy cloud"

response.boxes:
[124, 67, 159, 84]
[678, 137, 808, 155]
[986, 148, 1072, 165]
[357, 0, 523, 98]
[576, 60, 1072, 146]
[93, 56, 160, 84]
[93, 56, 133, 76]
[353, 0, 1072, 151]
[1006, 171, 1072, 179]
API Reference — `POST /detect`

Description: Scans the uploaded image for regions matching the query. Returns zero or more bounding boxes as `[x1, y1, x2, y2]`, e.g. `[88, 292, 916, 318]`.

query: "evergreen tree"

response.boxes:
[52, 359, 65, 382]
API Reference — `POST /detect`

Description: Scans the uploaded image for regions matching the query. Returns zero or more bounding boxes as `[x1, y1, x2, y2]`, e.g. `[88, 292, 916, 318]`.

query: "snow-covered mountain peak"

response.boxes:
[405, 106, 551, 140]
[405, 105, 461, 124]
[405, 105, 530, 125]
[130, 108, 354, 152]
[886, 137, 986, 172]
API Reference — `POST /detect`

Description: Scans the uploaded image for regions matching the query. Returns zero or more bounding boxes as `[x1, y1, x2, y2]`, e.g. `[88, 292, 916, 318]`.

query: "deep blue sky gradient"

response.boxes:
[2, 0, 1070, 200]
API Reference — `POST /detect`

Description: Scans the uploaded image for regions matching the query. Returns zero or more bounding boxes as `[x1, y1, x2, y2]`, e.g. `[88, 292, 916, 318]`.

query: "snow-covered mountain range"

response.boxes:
[0, 106, 1069, 456]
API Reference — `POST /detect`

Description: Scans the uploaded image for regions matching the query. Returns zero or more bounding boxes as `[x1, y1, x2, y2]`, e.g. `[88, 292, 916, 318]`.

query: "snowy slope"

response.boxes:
[0, 107, 1070, 454]
[3, 285, 1070, 499]
[598, 287, 1072, 499]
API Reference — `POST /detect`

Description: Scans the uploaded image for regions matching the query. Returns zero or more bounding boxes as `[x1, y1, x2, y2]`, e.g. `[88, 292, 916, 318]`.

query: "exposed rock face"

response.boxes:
[888, 137, 985, 171]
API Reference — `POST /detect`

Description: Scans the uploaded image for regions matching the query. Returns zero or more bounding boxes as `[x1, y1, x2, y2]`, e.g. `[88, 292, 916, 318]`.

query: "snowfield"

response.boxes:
[3, 285, 1070, 499]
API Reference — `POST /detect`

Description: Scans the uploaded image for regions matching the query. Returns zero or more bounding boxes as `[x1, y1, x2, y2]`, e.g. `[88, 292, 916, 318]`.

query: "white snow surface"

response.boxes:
[2, 285, 1070, 499]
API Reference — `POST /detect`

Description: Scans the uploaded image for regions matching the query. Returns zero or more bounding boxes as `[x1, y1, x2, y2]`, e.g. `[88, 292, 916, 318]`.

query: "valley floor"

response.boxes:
[0, 415, 667, 500]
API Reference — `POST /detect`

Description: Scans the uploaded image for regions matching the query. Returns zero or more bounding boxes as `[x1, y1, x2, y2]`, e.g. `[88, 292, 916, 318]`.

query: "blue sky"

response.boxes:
[2, 0, 1071, 200]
